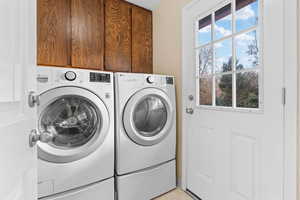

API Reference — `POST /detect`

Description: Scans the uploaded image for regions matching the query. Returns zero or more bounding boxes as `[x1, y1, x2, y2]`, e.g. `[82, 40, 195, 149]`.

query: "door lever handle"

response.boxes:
[186, 108, 194, 115]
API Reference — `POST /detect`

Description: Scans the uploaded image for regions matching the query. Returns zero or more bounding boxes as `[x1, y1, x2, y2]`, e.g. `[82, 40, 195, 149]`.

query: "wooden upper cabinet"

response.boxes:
[131, 6, 153, 74]
[37, 0, 153, 73]
[105, 0, 132, 72]
[37, 0, 71, 66]
[71, 0, 104, 70]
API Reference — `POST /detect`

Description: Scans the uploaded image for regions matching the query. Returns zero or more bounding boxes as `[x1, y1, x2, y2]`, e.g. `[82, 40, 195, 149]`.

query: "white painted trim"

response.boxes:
[298, 1, 300, 199]
[180, 0, 200, 189]
[283, 0, 298, 199]
[181, 1, 298, 199]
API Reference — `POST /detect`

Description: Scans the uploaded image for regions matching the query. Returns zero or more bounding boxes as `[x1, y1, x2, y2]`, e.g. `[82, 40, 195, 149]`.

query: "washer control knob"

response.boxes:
[146, 76, 154, 84]
[65, 71, 76, 81]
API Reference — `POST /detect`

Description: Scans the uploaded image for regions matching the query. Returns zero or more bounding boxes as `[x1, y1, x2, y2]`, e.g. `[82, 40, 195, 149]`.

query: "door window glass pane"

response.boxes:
[236, 71, 259, 108]
[236, 0, 258, 32]
[196, 15, 212, 46]
[216, 74, 232, 107]
[235, 30, 259, 69]
[215, 4, 232, 40]
[198, 46, 213, 76]
[214, 38, 232, 73]
[39, 95, 101, 149]
[200, 76, 213, 105]
[195, 0, 260, 110]
[133, 95, 168, 137]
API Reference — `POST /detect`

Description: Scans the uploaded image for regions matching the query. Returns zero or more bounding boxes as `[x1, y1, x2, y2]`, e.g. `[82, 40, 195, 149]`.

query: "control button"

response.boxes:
[146, 76, 154, 84]
[65, 71, 76, 81]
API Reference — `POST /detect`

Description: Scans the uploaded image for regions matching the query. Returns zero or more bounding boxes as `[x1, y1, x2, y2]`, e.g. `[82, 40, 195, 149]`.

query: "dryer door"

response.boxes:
[38, 87, 110, 163]
[123, 88, 174, 146]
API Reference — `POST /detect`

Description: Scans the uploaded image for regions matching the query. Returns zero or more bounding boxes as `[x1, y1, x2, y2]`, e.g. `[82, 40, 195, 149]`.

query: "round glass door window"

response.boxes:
[132, 95, 168, 137]
[39, 95, 101, 149]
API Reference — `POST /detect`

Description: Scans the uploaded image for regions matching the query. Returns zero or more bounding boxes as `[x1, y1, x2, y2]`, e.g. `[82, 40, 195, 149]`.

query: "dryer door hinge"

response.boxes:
[28, 91, 40, 108]
[282, 87, 286, 106]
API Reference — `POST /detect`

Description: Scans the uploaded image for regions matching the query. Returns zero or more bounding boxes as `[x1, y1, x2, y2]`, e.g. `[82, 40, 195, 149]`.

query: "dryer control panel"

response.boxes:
[117, 73, 175, 87]
[145, 75, 174, 85]
[165, 77, 174, 85]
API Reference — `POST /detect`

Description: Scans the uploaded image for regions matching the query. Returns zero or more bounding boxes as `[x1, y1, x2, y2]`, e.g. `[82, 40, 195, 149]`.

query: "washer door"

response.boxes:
[123, 88, 174, 146]
[38, 87, 110, 163]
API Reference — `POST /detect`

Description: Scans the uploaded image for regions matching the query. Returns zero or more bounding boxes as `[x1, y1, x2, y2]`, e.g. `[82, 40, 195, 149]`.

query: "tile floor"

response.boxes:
[154, 188, 193, 200]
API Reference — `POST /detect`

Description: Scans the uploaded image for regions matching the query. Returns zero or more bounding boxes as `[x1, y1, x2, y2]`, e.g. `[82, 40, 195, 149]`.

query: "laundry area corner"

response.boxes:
[0, 0, 298, 200]
[35, 66, 177, 200]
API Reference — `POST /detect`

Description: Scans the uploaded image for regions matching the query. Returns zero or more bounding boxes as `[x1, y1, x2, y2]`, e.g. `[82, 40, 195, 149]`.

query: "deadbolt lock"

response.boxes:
[186, 108, 194, 115]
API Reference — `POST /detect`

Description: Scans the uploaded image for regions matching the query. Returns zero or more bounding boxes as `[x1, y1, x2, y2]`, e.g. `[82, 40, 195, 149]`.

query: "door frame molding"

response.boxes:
[180, 1, 298, 200]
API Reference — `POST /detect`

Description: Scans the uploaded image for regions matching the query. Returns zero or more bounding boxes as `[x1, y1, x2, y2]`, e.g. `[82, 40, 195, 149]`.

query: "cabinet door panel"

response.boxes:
[105, 0, 131, 72]
[37, 0, 70, 66]
[131, 6, 153, 74]
[71, 0, 104, 70]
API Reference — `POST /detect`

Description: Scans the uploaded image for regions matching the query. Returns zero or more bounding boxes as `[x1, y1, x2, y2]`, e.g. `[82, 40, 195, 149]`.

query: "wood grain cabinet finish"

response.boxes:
[37, 0, 153, 73]
[37, 0, 71, 66]
[131, 6, 153, 74]
[105, 0, 132, 72]
[71, 0, 104, 70]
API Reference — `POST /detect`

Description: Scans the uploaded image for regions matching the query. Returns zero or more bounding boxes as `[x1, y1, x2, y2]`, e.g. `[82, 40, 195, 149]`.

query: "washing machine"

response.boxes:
[114, 73, 177, 200]
[36, 67, 114, 200]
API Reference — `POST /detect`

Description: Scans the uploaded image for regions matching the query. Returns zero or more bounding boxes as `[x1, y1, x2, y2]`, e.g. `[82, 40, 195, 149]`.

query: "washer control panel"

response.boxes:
[90, 72, 111, 83]
[64, 71, 77, 81]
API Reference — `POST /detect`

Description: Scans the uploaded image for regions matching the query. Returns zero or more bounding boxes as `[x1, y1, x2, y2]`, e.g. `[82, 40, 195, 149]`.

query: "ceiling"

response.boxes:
[125, 0, 160, 10]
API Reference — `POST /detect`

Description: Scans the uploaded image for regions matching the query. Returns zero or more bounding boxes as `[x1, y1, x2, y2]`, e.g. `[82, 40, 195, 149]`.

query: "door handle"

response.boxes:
[29, 129, 54, 147]
[28, 91, 40, 108]
[186, 108, 194, 115]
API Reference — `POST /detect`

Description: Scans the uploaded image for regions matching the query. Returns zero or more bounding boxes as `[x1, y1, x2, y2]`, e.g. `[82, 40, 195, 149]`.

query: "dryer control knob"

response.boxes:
[65, 71, 77, 81]
[146, 76, 154, 84]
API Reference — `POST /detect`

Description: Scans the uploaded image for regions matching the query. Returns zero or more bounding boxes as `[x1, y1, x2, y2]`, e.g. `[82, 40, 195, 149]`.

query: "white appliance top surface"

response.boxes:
[125, 0, 160, 10]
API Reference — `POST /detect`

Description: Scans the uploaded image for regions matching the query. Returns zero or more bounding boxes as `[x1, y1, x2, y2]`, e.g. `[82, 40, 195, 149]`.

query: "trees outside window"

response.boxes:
[196, 0, 260, 109]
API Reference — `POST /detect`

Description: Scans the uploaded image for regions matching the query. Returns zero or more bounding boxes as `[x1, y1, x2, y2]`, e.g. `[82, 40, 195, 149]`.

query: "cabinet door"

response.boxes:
[71, 0, 104, 70]
[105, 0, 131, 72]
[37, 0, 70, 66]
[131, 6, 153, 74]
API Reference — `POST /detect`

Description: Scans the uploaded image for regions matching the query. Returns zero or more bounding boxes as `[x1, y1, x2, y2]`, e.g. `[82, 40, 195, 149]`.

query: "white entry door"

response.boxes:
[0, 0, 38, 199]
[182, 0, 288, 199]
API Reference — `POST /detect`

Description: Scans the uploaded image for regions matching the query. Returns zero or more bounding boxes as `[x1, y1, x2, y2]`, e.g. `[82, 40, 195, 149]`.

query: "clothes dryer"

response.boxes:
[114, 73, 176, 200]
